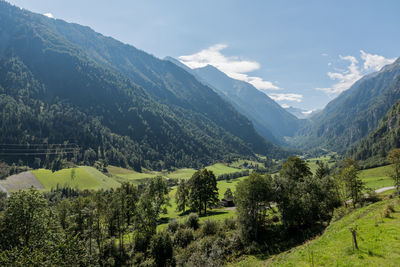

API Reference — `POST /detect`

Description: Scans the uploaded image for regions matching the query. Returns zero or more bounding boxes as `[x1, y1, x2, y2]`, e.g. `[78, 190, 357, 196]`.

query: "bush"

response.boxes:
[167, 219, 179, 233]
[174, 228, 194, 248]
[149, 231, 174, 267]
[332, 206, 350, 222]
[201, 219, 219, 236]
[365, 188, 380, 203]
[223, 217, 236, 230]
[185, 213, 199, 230]
[384, 203, 395, 218]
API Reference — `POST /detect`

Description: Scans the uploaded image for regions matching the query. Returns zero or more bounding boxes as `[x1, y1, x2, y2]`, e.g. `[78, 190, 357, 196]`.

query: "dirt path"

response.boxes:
[375, 186, 395, 194]
[0, 171, 44, 193]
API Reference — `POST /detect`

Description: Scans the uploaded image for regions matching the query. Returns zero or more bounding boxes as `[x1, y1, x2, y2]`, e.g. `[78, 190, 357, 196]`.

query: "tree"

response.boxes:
[340, 165, 364, 208]
[144, 176, 170, 220]
[315, 162, 329, 179]
[275, 157, 340, 227]
[387, 148, 400, 194]
[224, 188, 233, 200]
[188, 169, 219, 215]
[280, 157, 312, 182]
[175, 179, 189, 213]
[235, 173, 274, 242]
[1, 188, 49, 248]
[149, 231, 174, 267]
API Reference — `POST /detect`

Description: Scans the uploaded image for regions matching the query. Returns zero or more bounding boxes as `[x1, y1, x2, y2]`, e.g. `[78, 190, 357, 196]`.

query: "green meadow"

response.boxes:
[359, 164, 394, 190]
[32, 166, 120, 190]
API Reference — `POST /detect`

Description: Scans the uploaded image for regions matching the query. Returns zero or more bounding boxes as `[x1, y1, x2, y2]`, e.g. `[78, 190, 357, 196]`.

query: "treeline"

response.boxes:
[217, 170, 249, 181]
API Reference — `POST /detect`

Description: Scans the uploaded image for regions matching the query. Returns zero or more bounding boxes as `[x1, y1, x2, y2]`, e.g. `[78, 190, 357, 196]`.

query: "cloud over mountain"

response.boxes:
[179, 44, 280, 90]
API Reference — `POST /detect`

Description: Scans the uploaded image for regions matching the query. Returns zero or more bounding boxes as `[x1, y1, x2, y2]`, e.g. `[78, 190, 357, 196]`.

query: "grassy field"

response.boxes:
[231, 197, 400, 266]
[266, 198, 400, 266]
[359, 164, 394, 190]
[32, 166, 120, 190]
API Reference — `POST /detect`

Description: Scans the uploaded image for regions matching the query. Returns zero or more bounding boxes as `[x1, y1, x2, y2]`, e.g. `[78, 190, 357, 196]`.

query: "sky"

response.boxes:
[7, 0, 400, 111]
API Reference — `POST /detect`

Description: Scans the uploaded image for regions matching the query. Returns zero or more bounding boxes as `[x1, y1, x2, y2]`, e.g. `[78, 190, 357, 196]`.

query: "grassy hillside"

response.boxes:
[359, 164, 394, 190]
[267, 198, 400, 266]
[32, 166, 120, 190]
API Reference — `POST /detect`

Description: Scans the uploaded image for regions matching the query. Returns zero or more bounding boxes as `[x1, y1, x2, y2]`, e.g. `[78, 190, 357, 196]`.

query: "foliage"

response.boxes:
[188, 169, 219, 215]
[275, 157, 340, 227]
[175, 179, 189, 213]
[339, 165, 365, 207]
[387, 148, 400, 193]
[185, 213, 200, 230]
[150, 231, 174, 267]
[235, 173, 274, 242]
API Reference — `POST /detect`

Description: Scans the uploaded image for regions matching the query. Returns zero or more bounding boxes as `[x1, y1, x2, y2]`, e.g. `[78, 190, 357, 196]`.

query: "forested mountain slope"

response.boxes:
[295, 58, 400, 153]
[348, 84, 400, 164]
[165, 57, 301, 145]
[0, 1, 283, 170]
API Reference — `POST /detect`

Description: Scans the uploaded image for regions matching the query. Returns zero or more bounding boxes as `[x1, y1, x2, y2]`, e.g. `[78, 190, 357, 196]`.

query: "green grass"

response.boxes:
[32, 166, 120, 190]
[165, 168, 196, 179]
[204, 163, 241, 176]
[359, 164, 394, 190]
[266, 198, 400, 266]
[107, 165, 157, 184]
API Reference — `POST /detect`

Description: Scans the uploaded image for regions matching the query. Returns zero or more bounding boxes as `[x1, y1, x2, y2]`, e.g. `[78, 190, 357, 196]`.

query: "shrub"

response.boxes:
[223, 217, 236, 230]
[174, 228, 194, 248]
[332, 206, 350, 222]
[201, 219, 219, 236]
[185, 213, 199, 230]
[384, 203, 395, 218]
[167, 219, 179, 234]
[149, 231, 174, 267]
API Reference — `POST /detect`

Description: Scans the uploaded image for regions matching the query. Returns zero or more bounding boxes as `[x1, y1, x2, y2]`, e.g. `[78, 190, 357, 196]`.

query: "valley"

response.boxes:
[0, 1, 399, 266]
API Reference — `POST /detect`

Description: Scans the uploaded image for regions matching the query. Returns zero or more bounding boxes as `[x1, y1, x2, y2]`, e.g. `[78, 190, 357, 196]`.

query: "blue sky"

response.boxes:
[7, 0, 400, 111]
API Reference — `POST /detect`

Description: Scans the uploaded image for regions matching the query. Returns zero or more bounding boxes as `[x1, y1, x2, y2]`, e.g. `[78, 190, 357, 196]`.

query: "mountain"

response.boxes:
[347, 81, 400, 167]
[0, 1, 283, 171]
[295, 58, 400, 153]
[165, 57, 301, 145]
[283, 106, 317, 119]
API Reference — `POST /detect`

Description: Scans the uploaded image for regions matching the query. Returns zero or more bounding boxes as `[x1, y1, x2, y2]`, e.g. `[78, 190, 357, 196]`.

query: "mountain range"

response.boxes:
[165, 57, 300, 145]
[0, 1, 285, 170]
[1, 0, 400, 170]
[294, 58, 400, 154]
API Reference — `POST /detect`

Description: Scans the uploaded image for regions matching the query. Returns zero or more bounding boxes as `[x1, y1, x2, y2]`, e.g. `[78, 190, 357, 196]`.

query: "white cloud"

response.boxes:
[302, 110, 313, 115]
[321, 53, 329, 57]
[179, 44, 280, 90]
[43, 13, 54, 18]
[268, 93, 303, 102]
[316, 51, 397, 95]
[360, 50, 396, 72]
[316, 55, 362, 95]
[281, 103, 290, 108]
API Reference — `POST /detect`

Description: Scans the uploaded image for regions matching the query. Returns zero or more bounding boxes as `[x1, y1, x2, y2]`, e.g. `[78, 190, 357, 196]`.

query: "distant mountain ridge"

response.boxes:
[348, 77, 400, 165]
[165, 57, 301, 145]
[294, 58, 400, 153]
[283, 106, 317, 119]
[0, 1, 285, 170]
